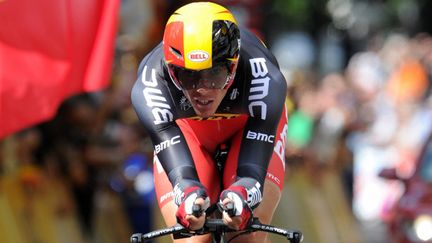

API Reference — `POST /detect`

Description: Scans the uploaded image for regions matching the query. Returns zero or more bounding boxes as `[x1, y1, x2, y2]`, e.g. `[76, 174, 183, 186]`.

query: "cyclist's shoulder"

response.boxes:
[131, 42, 178, 116]
[133, 42, 175, 96]
[235, 30, 286, 104]
[237, 29, 285, 87]
[137, 42, 165, 76]
[239, 28, 277, 64]
[239, 27, 263, 46]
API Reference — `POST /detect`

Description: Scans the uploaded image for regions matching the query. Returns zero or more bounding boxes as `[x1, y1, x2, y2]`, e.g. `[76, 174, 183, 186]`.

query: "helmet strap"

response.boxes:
[223, 59, 239, 90]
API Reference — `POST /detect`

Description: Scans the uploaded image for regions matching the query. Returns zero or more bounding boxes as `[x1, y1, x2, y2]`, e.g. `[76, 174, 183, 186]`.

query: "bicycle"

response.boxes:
[130, 203, 303, 243]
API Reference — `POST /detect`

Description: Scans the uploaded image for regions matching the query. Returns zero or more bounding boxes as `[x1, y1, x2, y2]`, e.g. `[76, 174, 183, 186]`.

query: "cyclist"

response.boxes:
[131, 2, 288, 242]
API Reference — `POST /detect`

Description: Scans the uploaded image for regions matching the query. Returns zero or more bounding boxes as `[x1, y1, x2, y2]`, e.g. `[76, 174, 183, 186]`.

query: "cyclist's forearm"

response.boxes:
[151, 128, 199, 184]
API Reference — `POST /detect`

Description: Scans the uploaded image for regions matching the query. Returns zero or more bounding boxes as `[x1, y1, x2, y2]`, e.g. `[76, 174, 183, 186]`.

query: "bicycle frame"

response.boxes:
[130, 217, 303, 243]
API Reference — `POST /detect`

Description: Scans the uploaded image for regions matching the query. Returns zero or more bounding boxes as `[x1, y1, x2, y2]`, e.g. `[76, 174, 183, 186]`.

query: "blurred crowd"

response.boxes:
[283, 32, 432, 221]
[1, 1, 432, 243]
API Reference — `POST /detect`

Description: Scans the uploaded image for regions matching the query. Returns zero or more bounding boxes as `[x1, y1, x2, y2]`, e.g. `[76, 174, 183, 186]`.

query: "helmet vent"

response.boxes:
[169, 46, 183, 59]
[212, 20, 240, 63]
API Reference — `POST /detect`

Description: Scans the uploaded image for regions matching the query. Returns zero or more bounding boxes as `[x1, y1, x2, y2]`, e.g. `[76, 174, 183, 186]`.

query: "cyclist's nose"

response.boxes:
[195, 79, 212, 90]
[195, 87, 210, 94]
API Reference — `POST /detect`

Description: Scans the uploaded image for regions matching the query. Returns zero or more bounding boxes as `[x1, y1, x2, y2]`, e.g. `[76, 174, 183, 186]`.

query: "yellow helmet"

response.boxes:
[163, 2, 240, 90]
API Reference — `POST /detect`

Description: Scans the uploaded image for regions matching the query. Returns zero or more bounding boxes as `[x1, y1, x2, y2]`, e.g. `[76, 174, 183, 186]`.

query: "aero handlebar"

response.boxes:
[130, 217, 303, 243]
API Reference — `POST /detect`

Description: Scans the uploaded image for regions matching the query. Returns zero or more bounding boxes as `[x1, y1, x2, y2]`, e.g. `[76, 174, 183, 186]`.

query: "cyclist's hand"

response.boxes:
[174, 180, 210, 230]
[219, 196, 250, 230]
[184, 197, 207, 230]
[220, 186, 253, 230]
[219, 178, 262, 230]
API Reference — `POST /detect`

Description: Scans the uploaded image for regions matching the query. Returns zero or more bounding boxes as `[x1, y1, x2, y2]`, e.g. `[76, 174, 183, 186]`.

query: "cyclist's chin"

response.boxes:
[193, 105, 217, 118]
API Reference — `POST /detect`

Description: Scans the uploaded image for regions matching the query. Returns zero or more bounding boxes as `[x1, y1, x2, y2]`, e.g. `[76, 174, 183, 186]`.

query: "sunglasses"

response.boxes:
[169, 64, 230, 90]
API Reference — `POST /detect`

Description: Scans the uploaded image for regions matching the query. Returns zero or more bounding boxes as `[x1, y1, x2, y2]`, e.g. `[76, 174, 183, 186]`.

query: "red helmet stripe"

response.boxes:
[163, 22, 184, 67]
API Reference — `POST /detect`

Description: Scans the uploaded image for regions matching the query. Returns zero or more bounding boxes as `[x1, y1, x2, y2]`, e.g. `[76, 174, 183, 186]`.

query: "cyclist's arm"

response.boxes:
[131, 58, 199, 185]
[237, 57, 287, 192]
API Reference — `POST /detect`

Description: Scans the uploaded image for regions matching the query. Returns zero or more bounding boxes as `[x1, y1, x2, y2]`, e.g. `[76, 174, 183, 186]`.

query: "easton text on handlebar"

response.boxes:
[130, 217, 303, 243]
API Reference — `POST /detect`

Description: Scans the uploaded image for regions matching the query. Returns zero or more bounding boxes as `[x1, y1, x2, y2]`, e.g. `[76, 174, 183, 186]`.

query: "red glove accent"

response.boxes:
[174, 182, 209, 228]
[220, 186, 252, 230]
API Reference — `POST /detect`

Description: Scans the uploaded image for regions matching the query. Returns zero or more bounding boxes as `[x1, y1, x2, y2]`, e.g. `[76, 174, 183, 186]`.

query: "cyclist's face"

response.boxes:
[183, 87, 228, 118]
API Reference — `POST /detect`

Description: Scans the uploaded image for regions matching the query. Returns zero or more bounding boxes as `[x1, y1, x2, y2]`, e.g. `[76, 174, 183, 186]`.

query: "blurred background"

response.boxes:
[1, 0, 432, 242]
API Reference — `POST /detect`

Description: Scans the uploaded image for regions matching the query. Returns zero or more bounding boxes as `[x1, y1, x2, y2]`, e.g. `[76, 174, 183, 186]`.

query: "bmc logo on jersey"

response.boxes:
[155, 135, 180, 154]
[248, 58, 270, 120]
[188, 50, 209, 62]
[246, 130, 274, 143]
[141, 65, 174, 125]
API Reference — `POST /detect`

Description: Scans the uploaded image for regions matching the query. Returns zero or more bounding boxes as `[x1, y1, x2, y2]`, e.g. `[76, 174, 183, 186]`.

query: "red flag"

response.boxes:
[0, 0, 119, 139]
